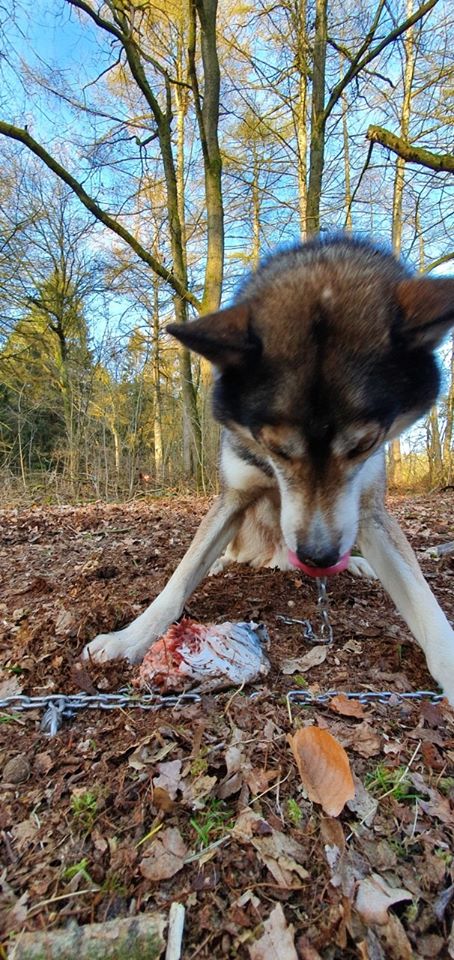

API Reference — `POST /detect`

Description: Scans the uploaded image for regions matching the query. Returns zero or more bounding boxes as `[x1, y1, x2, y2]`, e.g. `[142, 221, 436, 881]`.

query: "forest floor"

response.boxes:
[0, 492, 453, 959]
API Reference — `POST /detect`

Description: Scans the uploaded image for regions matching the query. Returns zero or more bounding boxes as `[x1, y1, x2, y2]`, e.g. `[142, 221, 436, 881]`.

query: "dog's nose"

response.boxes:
[296, 546, 340, 569]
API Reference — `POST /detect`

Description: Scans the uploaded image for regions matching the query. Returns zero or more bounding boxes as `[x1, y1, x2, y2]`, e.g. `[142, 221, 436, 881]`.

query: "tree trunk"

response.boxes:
[296, 0, 308, 238]
[428, 407, 443, 486]
[252, 142, 261, 266]
[306, 0, 327, 235]
[341, 78, 352, 231]
[192, 0, 224, 313]
[388, 439, 403, 486]
[392, 0, 416, 257]
[152, 279, 164, 484]
[442, 334, 454, 483]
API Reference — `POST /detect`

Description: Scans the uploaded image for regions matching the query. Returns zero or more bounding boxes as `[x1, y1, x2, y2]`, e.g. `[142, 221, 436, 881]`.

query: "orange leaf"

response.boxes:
[328, 694, 366, 718]
[288, 727, 355, 817]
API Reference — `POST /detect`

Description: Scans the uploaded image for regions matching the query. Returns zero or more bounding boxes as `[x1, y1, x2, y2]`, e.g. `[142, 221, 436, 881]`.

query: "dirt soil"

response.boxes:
[0, 492, 453, 959]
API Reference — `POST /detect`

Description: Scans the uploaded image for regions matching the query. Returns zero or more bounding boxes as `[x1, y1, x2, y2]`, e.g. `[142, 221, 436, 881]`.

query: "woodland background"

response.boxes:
[0, 0, 453, 502]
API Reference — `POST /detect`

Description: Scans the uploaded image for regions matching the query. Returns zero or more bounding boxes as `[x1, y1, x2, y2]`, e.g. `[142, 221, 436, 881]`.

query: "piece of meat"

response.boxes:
[136, 618, 270, 692]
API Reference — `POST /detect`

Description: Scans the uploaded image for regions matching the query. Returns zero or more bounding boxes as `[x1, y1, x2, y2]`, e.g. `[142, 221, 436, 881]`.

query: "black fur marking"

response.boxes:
[212, 237, 443, 461]
[225, 433, 274, 478]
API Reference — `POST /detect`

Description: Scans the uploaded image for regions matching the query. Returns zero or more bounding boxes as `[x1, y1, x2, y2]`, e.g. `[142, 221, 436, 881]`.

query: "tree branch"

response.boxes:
[366, 124, 454, 173]
[0, 121, 200, 308]
[324, 0, 439, 120]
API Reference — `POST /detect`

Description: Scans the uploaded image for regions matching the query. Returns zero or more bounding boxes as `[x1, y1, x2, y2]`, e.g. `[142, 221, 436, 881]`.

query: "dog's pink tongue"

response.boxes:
[288, 550, 351, 577]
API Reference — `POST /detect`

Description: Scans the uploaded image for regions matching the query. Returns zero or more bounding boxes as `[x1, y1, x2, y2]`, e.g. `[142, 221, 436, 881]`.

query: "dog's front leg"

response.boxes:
[82, 491, 247, 663]
[358, 509, 454, 704]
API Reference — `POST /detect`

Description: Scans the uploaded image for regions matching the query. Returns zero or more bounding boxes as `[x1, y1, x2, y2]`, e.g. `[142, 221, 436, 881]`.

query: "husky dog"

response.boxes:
[84, 236, 454, 703]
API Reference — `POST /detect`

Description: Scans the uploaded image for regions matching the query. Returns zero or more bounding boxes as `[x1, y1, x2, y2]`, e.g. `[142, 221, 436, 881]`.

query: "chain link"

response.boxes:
[277, 576, 333, 644]
[0, 690, 202, 737]
[287, 688, 443, 705]
[0, 685, 443, 737]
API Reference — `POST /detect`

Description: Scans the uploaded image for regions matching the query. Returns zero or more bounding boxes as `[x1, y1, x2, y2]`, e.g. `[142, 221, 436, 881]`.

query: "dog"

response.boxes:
[83, 235, 454, 704]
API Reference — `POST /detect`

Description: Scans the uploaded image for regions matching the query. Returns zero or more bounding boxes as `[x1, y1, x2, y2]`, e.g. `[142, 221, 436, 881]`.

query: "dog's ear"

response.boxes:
[396, 277, 454, 349]
[167, 303, 260, 367]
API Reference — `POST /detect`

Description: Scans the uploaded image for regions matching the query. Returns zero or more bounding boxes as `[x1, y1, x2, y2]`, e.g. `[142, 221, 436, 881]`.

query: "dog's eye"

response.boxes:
[347, 434, 379, 459]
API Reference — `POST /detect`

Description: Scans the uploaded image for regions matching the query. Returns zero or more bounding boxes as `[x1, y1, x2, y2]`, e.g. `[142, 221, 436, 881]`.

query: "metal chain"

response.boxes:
[0, 686, 443, 738]
[287, 689, 444, 705]
[0, 690, 202, 738]
[277, 576, 334, 644]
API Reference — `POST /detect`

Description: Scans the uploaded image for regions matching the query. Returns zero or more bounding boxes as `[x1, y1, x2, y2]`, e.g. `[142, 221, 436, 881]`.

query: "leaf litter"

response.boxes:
[0, 493, 453, 957]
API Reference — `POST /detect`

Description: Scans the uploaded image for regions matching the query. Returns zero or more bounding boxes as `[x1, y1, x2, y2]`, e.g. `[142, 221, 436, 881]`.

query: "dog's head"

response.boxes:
[169, 237, 454, 568]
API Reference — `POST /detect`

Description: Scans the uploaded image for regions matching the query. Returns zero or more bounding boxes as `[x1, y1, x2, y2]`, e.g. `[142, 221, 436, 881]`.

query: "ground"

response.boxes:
[0, 492, 453, 959]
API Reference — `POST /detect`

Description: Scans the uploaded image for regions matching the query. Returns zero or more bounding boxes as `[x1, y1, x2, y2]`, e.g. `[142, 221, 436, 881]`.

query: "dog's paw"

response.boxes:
[209, 555, 230, 576]
[82, 630, 148, 664]
[347, 555, 378, 579]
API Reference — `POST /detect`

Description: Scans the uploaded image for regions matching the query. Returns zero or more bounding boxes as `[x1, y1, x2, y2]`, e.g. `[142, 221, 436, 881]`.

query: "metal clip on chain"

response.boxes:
[277, 576, 334, 644]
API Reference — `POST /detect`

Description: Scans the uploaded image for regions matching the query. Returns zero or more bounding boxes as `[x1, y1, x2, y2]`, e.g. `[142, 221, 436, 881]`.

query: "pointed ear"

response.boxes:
[396, 277, 454, 348]
[167, 303, 260, 366]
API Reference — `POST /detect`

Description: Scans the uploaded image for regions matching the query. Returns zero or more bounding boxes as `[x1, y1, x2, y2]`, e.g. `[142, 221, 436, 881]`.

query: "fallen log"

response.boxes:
[8, 913, 167, 960]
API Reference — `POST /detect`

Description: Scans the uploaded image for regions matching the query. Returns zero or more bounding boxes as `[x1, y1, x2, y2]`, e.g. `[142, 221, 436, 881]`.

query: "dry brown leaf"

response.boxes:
[248, 903, 298, 960]
[0, 673, 23, 697]
[251, 831, 309, 887]
[288, 727, 355, 816]
[374, 913, 414, 960]
[282, 646, 328, 675]
[152, 759, 183, 799]
[346, 774, 378, 826]
[139, 827, 187, 882]
[329, 694, 366, 718]
[355, 873, 413, 924]
[180, 773, 217, 809]
[344, 721, 382, 758]
[232, 810, 309, 887]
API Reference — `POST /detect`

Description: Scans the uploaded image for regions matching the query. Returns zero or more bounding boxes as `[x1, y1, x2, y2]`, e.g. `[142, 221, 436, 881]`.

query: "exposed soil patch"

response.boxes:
[1, 493, 453, 958]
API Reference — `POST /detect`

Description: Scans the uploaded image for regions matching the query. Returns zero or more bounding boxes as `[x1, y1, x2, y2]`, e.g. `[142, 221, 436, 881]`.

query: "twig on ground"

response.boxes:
[165, 902, 185, 960]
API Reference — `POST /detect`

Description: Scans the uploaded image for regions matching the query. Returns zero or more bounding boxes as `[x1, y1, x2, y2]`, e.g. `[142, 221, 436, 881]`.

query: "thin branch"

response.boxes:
[0, 121, 200, 309]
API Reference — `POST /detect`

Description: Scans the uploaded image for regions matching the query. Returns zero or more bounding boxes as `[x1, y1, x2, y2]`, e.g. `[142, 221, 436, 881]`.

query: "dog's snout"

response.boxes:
[296, 545, 340, 569]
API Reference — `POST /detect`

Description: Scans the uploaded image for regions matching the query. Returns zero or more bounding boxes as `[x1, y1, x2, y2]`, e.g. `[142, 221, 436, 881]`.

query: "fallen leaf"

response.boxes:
[251, 831, 309, 887]
[342, 638, 363, 654]
[181, 773, 218, 809]
[409, 772, 453, 824]
[0, 674, 23, 697]
[232, 810, 309, 887]
[374, 913, 413, 960]
[288, 727, 355, 816]
[139, 827, 187, 881]
[420, 741, 444, 771]
[282, 646, 328, 674]
[419, 791, 453, 824]
[344, 721, 382, 758]
[434, 882, 454, 922]
[11, 819, 38, 850]
[248, 903, 298, 960]
[321, 818, 363, 898]
[245, 767, 280, 796]
[295, 936, 323, 960]
[329, 694, 366, 719]
[231, 808, 263, 841]
[33, 752, 53, 776]
[54, 609, 74, 635]
[346, 774, 378, 826]
[355, 873, 413, 924]
[152, 759, 183, 799]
